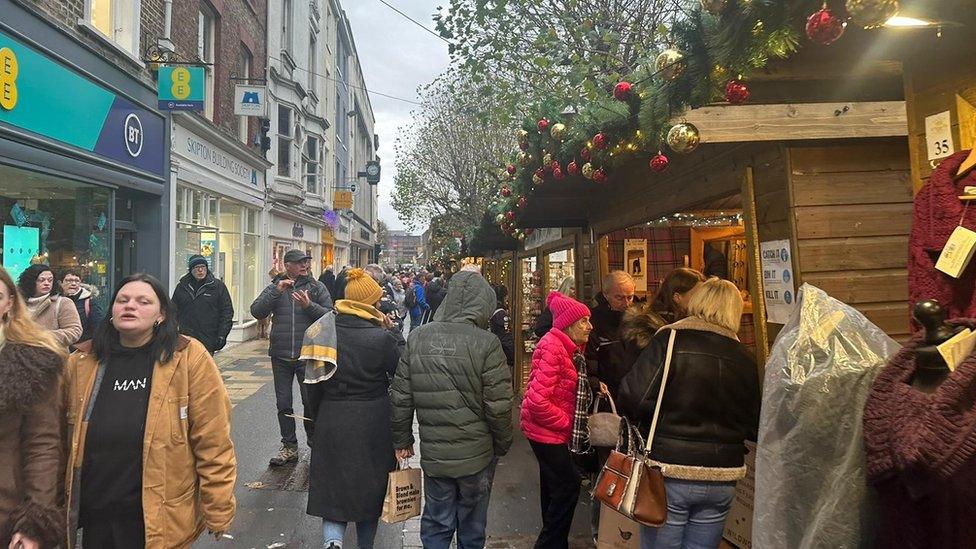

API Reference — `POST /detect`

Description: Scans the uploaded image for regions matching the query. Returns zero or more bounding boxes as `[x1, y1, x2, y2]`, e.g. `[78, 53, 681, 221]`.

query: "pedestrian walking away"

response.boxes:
[490, 284, 516, 384]
[521, 291, 605, 549]
[391, 270, 514, 549]
[250, 248, 334, 466]
[319, 265, 337, 300]
[305, 268, 404, 549]
[0, 266, 67, 549]
[65, 273, 237, 548]
[618, 278, 760, 549]
[60, 269, 104, 345]
[18, 263, 82, 349]
[172, 255, 234, 355]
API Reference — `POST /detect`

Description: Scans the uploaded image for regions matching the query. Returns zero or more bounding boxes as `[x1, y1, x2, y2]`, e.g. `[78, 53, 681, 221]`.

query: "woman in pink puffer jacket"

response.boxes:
[521, 291, 594, 548]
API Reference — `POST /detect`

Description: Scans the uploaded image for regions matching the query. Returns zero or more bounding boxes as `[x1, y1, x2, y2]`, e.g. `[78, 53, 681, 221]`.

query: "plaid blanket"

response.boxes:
[300, 309, 338, 384]
[570, 349, 593, 454]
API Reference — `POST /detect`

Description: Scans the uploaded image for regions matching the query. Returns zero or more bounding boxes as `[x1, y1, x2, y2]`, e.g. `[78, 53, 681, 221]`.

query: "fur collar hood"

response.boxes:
[621, 304, 666, 349]
[0, 343, 63, 412]
[659, 316, 739, 341]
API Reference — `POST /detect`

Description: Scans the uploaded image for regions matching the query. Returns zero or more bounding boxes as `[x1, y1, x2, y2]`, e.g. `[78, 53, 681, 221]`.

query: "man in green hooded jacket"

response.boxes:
[391, 270, 514, 548]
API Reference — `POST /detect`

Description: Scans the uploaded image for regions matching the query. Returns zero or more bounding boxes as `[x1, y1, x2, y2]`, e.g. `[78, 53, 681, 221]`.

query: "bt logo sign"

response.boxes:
[124, 113, 143, 157]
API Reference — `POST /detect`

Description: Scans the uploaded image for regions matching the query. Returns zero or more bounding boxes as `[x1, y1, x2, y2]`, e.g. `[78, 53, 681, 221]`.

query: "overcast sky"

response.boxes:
[344, 1, 450, 232]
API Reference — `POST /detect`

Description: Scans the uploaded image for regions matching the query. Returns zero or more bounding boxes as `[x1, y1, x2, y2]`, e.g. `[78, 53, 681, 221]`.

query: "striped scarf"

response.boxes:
[570, 349, 593, 454]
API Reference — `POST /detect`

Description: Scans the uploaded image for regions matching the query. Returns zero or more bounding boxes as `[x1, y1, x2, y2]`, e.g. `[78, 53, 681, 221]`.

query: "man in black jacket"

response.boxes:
[251, 249, 333, 466]
[172, 255, 234, 355]
[490, 284, 515, 380]
[586, 270, 637, 397]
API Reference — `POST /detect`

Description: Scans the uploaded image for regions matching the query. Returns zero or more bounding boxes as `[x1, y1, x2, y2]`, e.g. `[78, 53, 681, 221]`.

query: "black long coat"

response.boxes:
[172, 272, 234, 353]
[305, 311, 404, 521]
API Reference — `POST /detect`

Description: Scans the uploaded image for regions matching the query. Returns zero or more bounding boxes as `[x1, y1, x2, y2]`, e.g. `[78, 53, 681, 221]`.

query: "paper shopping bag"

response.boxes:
[380, 464, 422, 523]
[597, 504, 641, 549]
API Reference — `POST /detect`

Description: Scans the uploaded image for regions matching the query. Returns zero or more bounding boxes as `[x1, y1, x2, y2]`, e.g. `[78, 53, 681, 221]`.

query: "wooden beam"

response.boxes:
[678, 101, 907, 143]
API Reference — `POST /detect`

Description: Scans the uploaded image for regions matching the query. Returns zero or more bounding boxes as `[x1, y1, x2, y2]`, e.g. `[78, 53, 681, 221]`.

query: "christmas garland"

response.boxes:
[479, 0, 893, 242]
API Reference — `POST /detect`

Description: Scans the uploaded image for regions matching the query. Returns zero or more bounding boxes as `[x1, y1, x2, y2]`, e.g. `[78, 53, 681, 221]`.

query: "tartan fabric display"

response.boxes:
[570, 350, 593, 455]
[606, 227, 691, 295]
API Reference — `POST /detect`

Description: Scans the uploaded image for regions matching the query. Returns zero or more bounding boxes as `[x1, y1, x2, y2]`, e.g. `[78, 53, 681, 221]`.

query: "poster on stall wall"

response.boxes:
[760, 239, 796, 324]
[624, 239, 647, 293]
[2, 225, 40, 281]
[723, 440, 756, 549]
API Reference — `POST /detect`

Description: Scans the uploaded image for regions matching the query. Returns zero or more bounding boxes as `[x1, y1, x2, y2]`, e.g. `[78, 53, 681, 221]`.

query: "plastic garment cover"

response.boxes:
[753, 284, 901, 549]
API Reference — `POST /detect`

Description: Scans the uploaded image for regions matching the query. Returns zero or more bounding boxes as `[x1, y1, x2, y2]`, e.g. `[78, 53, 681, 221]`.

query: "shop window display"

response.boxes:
[0, 164, 111, 310]
[518, 256, 542, 390]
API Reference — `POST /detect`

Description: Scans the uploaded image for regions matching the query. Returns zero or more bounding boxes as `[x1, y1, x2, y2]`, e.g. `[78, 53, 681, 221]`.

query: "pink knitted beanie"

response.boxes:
[547, 291, 590, 331]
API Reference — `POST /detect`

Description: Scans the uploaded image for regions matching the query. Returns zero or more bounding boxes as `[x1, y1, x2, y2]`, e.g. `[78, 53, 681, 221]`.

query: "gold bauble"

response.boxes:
[517, 129, 529, 145]
[655, 49, 685, 82]
[550, 123, 567, 141]
[532, 173, 544, 185]
[581, 162, 595, 179]
[846, 0, 899, 28]
[495, 213, 505, 224]
[666, 123, 701, 154]
[700, 0, 727, 15]
[543, 153, 554, 169]
[518, 151, 532, 166]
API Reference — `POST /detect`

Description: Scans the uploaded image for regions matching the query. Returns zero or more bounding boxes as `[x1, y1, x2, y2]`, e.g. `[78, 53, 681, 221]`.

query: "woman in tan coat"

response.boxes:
[65, 273, 236, 548]
[0, 266, 67, 549]
[17, 264, 82, 348]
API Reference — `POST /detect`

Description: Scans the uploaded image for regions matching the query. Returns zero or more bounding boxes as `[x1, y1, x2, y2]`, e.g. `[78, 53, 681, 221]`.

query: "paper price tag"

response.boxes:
[925, 111, 955, 161]
[935, 225, 976, 278]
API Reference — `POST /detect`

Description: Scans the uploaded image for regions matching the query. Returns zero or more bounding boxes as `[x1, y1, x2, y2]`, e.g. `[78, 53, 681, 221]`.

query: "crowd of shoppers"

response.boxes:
[0, 250, 758, 549]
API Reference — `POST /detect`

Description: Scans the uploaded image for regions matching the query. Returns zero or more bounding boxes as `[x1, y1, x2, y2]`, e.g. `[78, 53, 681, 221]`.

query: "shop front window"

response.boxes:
[0, 164, 111, 310]
[218, 203, 242, 321]
[243, 210, 259, 322]
[176, 185, 219, 279]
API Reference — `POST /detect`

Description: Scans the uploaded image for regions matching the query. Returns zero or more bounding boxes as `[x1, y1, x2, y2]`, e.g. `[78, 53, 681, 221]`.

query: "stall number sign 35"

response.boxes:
[0, 47, 18, 111]
[926, 111, 955, 161]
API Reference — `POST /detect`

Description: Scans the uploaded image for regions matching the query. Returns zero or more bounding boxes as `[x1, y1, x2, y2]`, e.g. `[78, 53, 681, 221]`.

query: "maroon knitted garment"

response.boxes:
[864, 322, 976, 549]
[908, 151, 976, 333]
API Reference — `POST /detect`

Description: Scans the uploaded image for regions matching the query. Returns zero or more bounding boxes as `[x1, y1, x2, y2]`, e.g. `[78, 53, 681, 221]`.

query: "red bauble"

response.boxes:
[517, 196, 527, 208]
[592, 168, 608, 183]
[501, 221, 513, 232]
[580, 148, 591, 161]
[505, 210, 516, 221]
[553, 167, 565, 180]
[724, 80, 750, 105]
[518, 141, 528, 151]
[500, 185, 512, 197]
[537, 118, 550, 132]
[593, 133, 608, 150]
[805, 7, 846, 46]
[567, 160, 580, 175]
[506, 164, 516, 175]
[650, 153, 669, 172]
[613, 81, 632, 101]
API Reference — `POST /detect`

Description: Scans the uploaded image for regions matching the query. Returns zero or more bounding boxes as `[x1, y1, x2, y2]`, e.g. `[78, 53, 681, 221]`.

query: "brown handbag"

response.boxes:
[594, 329, 676, 527]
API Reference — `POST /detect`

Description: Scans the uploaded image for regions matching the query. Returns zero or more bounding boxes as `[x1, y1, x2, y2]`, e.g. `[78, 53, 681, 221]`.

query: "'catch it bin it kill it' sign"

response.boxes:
[158, 66, 205, 111]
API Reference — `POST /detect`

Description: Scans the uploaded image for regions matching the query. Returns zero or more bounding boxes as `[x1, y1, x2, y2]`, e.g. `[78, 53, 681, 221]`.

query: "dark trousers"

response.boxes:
[530, 440, 582, 549]
[272, 357, 311, 447]
[421, 458, 498, 549]
[81, 518, 145, 548]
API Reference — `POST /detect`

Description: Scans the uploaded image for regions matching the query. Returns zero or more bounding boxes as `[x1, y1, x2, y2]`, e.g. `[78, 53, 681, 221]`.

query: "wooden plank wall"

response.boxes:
[788, 139, 913, 340]
[749, 144, 791, 345]
[903, 56, 976, 193]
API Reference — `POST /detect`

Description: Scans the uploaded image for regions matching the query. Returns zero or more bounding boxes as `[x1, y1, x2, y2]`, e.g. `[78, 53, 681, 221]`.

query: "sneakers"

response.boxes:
[269, 445, 298, 466]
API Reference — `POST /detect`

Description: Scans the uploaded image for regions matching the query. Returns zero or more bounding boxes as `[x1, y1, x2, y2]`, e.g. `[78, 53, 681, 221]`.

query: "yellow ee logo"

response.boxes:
[170, 67, 191, 100]
[0, 47, 19, 111]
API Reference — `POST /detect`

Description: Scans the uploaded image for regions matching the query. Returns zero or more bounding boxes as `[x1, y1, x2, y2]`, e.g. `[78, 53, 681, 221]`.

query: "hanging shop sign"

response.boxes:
[0, 31, 165, 177]
[157, 66, 205, 111]
[334, 190, 353, 210]
[624, 238, 648, 293]
[233, 84, 266, 117]
[525, 227, 561, 250]
[760, 239, 797, 324]
[925, 110, 955, 161]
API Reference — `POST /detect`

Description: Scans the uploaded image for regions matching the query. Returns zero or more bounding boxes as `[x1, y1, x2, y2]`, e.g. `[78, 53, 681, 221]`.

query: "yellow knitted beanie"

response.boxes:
[343, 268, 383, 305]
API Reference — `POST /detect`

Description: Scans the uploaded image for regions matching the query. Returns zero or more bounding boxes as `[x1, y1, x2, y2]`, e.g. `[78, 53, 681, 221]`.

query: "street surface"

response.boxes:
[194, 338, 593, 548]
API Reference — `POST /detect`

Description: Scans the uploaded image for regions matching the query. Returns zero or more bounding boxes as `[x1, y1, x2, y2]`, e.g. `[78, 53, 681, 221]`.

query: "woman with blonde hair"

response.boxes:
[619, 278, 760, 549]
[0, 266, 67, 549]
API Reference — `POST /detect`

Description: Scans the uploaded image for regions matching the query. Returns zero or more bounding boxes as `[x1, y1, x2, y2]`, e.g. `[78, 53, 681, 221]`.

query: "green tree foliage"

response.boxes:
[391, 74, 511, 237]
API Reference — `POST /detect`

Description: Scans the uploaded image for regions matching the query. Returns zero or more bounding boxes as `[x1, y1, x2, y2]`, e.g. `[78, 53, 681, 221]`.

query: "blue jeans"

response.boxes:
[421, 458, 498, 549]
[640, 479, 736, 549]
[322, 518, 378, 549]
